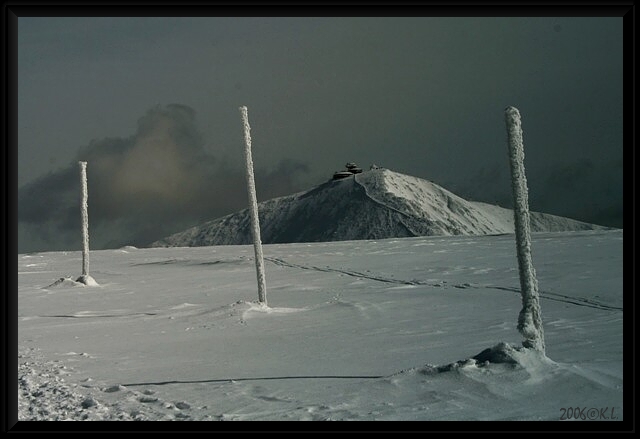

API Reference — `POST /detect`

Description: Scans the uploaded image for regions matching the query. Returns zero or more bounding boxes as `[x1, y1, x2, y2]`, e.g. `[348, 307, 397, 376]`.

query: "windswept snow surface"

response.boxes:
[152, 169, 608, 248]
[17, 230, 624, 423]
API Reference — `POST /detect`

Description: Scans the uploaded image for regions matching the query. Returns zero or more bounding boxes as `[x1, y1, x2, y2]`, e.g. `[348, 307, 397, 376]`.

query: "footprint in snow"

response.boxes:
[103, 384, 125, 393]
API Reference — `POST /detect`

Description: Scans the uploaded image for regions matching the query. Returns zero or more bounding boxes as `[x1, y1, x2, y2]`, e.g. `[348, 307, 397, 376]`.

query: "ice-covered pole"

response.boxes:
[79, 161, 90, 277]
[74, 161, 97, 286]
[239, 106, 267, 305]
[505, 106, 545, 353]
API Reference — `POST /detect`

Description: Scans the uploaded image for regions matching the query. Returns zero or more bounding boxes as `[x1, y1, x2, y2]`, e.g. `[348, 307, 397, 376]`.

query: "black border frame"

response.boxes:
[3, 1, 635, 434]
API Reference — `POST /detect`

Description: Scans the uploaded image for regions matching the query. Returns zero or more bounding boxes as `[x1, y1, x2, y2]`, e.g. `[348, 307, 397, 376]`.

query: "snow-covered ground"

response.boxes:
[16, 230, 625, 424]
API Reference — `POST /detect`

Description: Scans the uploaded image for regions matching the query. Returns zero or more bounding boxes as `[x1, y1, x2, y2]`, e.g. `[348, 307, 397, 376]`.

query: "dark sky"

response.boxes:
[16, 16, 624, 253]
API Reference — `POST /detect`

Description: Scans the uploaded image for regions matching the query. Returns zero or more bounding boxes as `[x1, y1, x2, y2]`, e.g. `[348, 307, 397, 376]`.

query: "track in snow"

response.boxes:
[264, 256, 621, 312]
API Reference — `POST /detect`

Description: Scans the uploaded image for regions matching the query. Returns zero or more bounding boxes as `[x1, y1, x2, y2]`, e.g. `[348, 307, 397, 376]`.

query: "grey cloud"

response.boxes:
[18, 104, 309, 253]
[530, 158, 623, 228]
[442, 164, 512, 208]
[436, 157, 623, 230]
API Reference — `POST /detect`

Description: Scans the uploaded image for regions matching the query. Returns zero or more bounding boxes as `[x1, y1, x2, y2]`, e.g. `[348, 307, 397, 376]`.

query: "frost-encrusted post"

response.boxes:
[77, 161, 97, 286]
[239, 106, 267, 305]
[505, 106, 545, 353]
[79, 161, 89, 276]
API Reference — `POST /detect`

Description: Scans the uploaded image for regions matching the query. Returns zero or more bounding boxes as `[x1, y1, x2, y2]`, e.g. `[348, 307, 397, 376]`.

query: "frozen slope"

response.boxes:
[152, 169, 606, 248]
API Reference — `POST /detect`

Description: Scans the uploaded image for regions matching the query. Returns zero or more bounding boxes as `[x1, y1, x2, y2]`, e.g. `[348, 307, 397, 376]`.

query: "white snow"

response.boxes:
[17, 230, 624, 422]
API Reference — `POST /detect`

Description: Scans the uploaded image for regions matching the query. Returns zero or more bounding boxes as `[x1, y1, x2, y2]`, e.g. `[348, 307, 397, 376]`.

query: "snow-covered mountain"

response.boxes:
[152, 168, 607, 248]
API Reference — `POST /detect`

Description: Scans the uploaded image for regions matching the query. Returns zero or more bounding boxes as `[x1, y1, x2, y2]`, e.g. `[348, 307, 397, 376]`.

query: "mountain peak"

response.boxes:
[151, 168, 606, 248]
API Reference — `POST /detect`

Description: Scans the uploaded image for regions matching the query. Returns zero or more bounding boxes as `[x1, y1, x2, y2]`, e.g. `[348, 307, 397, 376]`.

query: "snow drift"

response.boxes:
[152, 168, 607, 248]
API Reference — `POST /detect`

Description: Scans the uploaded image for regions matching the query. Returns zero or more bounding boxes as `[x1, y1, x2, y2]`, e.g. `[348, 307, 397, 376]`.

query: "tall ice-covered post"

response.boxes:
[76, 161, 97, 286]
[239, 106, 267, 305]
[505, 106, 545, 353]
[79, 161, 90, 277]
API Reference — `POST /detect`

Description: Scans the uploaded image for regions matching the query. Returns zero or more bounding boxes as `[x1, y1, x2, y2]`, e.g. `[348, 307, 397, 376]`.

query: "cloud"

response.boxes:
[529, 158, 623, 228]
[432, 157, 623, 230]
[441, 164, 512, 208]
[18, 104, 309, 252]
